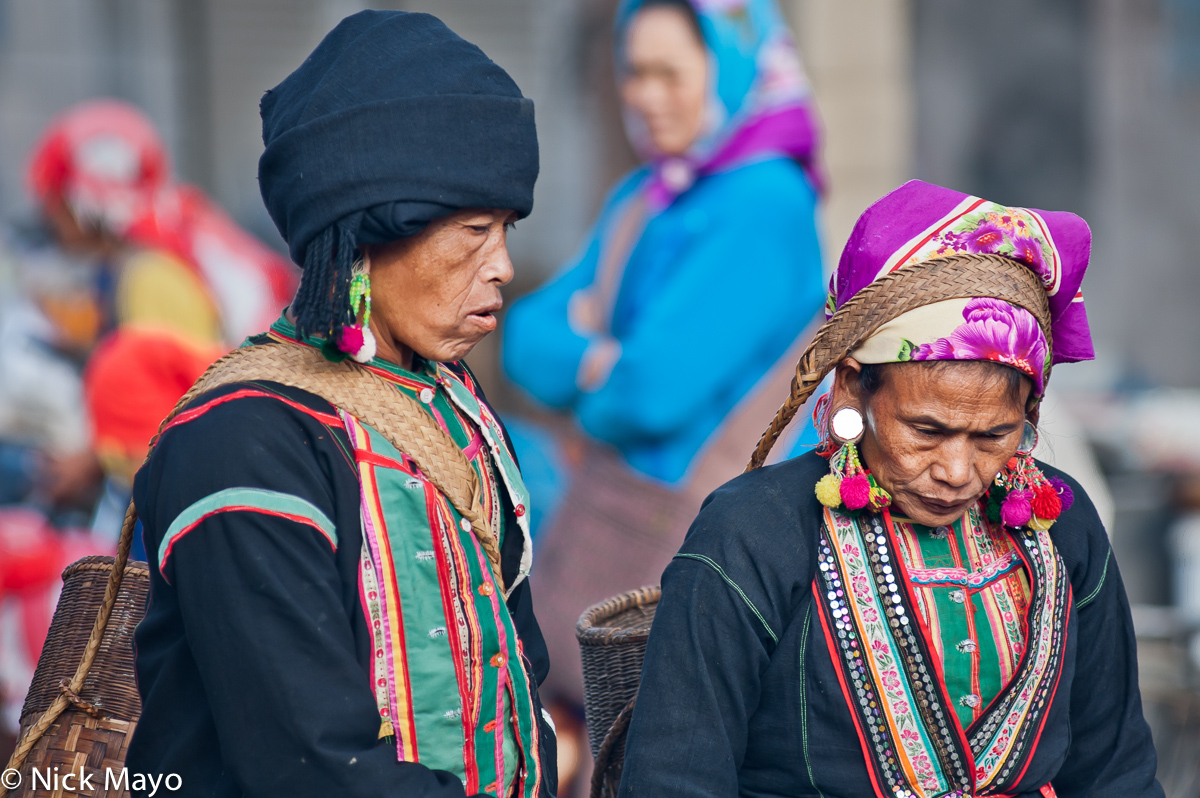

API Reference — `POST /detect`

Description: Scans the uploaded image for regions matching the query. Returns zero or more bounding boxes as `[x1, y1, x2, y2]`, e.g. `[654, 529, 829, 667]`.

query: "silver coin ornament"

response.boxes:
[831, 407, 865, 444]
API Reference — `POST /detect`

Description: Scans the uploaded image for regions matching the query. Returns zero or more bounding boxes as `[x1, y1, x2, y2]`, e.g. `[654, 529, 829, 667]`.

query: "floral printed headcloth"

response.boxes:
[832, 180, 1095, 396]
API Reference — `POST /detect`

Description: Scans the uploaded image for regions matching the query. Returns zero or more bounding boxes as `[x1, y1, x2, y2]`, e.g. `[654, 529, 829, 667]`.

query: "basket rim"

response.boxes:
[62, 554, 150, 581]
[576, 584, 661, 645]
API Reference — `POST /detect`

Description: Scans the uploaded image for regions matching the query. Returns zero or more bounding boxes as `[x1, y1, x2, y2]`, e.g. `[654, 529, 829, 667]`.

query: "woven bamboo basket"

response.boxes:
[6, 555, 148, 798]
[576, 585, 660, 798]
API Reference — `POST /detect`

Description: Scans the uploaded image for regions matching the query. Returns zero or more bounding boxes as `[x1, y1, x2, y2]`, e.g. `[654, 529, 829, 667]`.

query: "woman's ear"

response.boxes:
[829, 357, 865, 411]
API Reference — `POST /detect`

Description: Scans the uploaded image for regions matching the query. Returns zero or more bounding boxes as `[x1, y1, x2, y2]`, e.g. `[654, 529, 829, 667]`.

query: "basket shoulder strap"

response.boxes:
[179, 344, 504, 589]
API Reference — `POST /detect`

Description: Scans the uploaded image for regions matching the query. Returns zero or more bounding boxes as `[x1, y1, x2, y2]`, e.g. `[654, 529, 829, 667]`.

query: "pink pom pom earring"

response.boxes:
[815, 406, 892, 513]
[336, 255, 376, 363]
[988, 421, 1064, 531]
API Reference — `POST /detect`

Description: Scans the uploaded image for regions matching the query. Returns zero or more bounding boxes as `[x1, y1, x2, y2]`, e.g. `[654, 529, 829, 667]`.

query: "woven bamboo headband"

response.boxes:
[745, 253, 1052, 471]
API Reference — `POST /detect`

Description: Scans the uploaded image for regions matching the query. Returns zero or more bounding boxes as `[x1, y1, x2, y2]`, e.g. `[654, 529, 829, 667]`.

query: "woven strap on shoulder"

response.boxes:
[746, 254, 1053, 470]
[180, 343, 504, 587]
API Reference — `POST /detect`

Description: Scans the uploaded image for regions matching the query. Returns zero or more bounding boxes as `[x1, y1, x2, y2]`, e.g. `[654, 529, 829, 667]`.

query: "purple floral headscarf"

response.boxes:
[835, 180, 1095, 395]
[615, 0, 824, 210]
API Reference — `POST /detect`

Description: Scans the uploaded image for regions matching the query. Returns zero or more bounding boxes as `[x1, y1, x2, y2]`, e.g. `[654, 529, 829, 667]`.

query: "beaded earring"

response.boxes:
[988, 421, 1074, 531]
[335, 256, 377, 363]
[815, 407, 892, 513]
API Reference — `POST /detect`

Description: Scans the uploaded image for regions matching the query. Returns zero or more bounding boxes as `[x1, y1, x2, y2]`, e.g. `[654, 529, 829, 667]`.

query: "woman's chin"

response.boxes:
[893, 493, 976, 527]
[420, 333, 488, 364]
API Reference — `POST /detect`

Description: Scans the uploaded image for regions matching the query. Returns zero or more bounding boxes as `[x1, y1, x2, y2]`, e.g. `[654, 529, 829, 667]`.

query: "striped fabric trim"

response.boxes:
[158, 487, 337, 576]
[905, 549, 1021, 589]
[161, 387, 345, 435]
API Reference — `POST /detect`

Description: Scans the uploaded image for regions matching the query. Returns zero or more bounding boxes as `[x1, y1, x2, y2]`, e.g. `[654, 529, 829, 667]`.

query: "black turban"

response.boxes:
[257, 10, 539, 336]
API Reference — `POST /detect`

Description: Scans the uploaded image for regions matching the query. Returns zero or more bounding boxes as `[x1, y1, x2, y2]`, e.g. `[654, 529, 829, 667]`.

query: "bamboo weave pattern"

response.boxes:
[746, 254, 1052, 471]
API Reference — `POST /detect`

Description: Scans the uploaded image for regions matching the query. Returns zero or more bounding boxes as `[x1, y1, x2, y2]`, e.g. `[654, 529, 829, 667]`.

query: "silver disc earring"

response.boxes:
[830, 407, 865, 444]
[1017, 420, 1038, 456]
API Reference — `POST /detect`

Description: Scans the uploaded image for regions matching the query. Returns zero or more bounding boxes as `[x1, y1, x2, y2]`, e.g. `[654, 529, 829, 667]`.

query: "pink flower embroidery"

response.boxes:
[962, 222, 1006, 253]
[1010, 235, 1049, 283]
[913, 297, 1047, 392]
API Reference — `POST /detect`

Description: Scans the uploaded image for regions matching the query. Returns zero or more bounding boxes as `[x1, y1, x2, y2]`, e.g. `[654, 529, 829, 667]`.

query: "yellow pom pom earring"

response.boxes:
[815, 406, 891, 513]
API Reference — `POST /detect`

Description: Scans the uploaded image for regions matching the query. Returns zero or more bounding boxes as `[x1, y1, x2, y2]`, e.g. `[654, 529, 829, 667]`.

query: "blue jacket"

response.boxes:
[503, 156, 825, 485]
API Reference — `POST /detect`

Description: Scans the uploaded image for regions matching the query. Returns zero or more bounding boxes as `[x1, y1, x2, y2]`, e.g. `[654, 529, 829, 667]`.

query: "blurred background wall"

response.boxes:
[0, 0, 1197, 386]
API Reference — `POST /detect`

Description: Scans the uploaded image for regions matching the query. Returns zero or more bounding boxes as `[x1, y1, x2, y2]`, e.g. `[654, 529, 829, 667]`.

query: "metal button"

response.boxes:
[960, 693, 981, 708]
[950, 590, 966, 604]
[956, 639, 978, 654]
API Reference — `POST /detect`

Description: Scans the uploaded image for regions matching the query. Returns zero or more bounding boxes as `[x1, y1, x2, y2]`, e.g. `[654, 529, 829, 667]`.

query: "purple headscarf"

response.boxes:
[615, 0, 824, 210]
[834, 180, 1095, 394]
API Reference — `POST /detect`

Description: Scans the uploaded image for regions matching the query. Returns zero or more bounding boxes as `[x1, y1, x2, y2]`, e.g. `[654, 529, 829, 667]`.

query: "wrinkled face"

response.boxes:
[621, 5, 709, 157]
[367, 208, 516, 365]
[831, 360, 1033, 527]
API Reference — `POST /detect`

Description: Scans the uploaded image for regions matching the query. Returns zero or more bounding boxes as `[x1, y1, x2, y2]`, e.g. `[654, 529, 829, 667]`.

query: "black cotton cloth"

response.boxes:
[125, 372, 556, 798]
[258, 10, 539, 266]
[618, 452, 1163, 798]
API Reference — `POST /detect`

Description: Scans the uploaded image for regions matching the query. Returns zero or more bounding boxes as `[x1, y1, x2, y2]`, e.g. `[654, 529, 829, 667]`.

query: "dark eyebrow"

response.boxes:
[904, 414, 1021, 436]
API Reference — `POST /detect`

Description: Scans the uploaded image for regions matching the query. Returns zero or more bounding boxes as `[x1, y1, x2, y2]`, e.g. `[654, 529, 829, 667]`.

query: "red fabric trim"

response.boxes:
[889, 197, 988, 272]
[425, 483, 482, 792]
[1001, 547, 1073, 790]
[162, 388, 344, 434]
[159, 505, 335, 582]
[355, 449, 415, 473]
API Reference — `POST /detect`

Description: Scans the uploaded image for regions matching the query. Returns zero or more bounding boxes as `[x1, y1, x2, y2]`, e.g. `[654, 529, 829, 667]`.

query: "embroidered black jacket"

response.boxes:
[619, 451, 1162, 798]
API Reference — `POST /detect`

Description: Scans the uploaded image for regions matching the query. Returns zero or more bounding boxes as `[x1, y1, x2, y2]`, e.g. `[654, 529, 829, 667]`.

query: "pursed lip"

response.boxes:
[915, 495, 972, 514]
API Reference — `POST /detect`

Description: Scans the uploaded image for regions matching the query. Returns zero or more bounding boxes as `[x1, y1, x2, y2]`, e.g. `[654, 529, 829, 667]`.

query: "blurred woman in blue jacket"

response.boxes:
[502, 0, 827, 778]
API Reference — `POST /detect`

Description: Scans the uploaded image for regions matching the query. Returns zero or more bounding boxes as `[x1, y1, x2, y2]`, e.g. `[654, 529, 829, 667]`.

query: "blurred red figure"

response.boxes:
[27, 100, 296, 497]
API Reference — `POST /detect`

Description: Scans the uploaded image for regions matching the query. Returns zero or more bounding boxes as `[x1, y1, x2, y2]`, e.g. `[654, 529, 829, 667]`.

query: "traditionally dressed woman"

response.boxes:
[619, 180, 1162, 797]
[501, 0, 826, 740]
[126, 12, 554, 797]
